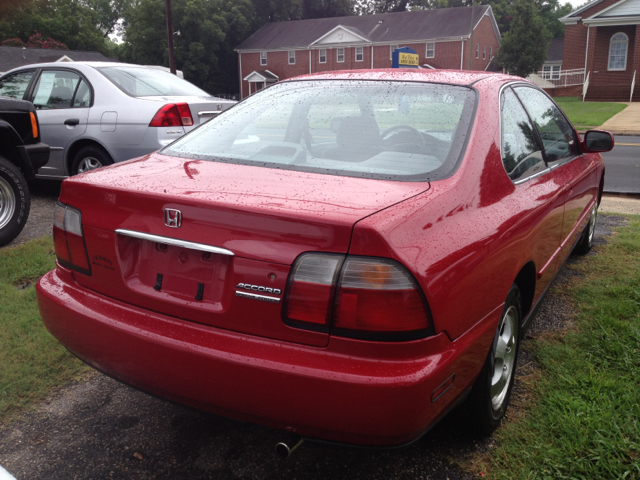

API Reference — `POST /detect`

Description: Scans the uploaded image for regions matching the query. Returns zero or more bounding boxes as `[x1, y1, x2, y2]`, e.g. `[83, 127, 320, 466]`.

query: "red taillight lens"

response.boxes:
[53, 202, 91, 276]
[284, 254, 343, 327]
[283, 254, 432, 339]
[333, 258, 430, 332]
[149, 103, 193, 127]
[176, 103, 194, 126]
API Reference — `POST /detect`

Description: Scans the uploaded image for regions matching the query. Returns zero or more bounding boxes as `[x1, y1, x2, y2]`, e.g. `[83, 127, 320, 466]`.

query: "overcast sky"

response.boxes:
[565, 0, 588, 10]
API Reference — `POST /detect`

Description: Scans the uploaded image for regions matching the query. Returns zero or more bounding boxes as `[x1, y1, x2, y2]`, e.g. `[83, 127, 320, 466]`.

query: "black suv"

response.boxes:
[0, 96, 49, 246]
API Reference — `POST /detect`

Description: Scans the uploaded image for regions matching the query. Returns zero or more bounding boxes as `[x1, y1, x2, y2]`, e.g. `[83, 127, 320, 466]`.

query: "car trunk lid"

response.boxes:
[59, 153, 429, 346]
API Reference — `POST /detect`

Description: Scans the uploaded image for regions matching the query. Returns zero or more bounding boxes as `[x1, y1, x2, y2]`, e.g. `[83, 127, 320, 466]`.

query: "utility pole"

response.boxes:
[467, 0, 475, 71]
[165, 0, 176, 75]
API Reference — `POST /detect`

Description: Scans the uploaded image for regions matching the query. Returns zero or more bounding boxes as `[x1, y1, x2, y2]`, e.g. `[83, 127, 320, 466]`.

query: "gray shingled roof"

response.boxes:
[236, 6, 494, 51]
[546, 38, 564, 62]
[0, 46, 117, 73]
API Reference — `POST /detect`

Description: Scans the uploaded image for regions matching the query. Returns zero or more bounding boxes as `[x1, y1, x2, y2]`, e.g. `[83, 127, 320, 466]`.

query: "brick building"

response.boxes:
[235, 6, 501, 99]
[559, 0, 640, 101]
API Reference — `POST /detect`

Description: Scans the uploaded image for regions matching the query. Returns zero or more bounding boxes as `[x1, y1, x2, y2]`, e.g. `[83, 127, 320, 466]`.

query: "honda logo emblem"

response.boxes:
[164, 209, 182, 228]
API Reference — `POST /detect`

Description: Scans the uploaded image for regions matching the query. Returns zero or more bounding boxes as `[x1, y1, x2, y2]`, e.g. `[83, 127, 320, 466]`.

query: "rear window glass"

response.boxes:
[162, 80, 476, 182]
[98, 66, 210, 97]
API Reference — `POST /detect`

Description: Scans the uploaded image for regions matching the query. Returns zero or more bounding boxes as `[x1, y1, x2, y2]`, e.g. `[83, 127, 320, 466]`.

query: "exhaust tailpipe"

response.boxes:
[275, 437, 304, 459]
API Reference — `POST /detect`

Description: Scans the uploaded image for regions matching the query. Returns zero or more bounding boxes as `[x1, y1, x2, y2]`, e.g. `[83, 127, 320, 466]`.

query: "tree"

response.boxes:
[0, 0, 117, 54]
[117, 0, 355, 95]
[495, 0, 550, 77]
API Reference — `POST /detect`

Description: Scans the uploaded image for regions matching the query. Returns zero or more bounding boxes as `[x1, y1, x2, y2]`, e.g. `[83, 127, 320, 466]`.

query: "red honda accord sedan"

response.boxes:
[37, 70, 613, 447]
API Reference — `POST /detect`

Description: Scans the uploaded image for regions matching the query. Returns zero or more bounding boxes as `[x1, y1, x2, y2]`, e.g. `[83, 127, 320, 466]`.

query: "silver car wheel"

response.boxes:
[491, 305, 518, 411]
[0, 176, 16, 230]
[77, 157, 103, 173]
[588, 203, 597, 244]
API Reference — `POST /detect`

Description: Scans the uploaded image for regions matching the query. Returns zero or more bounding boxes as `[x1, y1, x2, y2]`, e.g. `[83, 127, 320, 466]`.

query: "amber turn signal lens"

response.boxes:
[29, 112, 38, 139]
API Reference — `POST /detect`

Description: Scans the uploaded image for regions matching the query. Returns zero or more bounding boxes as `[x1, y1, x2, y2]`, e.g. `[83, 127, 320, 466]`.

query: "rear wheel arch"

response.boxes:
[66, 139, 113, 175]
[0, 128, 23, 170]
[513, 261, 536, 320]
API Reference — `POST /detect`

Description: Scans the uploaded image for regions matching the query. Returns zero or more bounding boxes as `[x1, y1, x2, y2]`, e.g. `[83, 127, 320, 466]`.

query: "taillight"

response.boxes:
[149, 103, 194, 127]
[53, 202, 91, 276]
[283, 254, 432, 340]
[285, 254, 343, 327]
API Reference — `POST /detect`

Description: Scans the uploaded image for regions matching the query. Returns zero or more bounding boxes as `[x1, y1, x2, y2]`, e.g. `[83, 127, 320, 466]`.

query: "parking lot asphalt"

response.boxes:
[1, 179, 630, 479]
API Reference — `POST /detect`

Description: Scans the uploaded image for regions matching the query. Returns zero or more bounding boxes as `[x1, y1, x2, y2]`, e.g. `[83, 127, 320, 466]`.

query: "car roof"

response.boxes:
[285, 68, 521, 87]
[2, 61, 165, 75]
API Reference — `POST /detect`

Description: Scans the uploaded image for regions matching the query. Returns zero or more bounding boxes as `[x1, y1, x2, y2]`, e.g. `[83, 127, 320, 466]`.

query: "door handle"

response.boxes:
[64, 118, 80, 126]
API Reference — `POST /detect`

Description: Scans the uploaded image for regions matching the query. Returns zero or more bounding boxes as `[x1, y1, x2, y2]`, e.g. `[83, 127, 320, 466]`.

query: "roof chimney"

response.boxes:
[22, 47, 26, 59]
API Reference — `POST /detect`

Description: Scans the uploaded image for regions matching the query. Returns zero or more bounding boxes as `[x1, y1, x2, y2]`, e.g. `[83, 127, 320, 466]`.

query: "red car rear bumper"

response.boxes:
[36, 267, 499, 446]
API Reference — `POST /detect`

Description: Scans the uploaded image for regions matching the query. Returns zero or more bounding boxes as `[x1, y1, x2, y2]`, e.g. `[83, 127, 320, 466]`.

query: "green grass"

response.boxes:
[480, 216, 640, 479]
[554, 97, 627, 128]
[0, 237, 89, 420]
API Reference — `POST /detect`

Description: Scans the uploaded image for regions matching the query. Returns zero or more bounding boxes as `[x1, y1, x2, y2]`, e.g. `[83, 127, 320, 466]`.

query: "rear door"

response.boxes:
[28, 69, 91, 177]
[513, 86, 597, 261]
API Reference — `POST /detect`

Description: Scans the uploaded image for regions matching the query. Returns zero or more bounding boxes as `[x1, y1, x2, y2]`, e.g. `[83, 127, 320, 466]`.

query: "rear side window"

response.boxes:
[30, 70, 81, 109]
[513, 86, 578, 165]
[73, 79, 92, 107]
[98, 66, 209, 97]
[163, 80, 477, 182]
[0, 70, 35, 99]
[500, 87, 546, 182]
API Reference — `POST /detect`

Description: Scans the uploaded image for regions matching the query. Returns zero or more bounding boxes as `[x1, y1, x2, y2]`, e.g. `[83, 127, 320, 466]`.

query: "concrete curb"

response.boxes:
[600, 194, 640, 215]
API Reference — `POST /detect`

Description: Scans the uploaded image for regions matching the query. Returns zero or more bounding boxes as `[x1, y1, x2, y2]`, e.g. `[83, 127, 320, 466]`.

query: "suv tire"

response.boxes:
[0, 156, 30, 247]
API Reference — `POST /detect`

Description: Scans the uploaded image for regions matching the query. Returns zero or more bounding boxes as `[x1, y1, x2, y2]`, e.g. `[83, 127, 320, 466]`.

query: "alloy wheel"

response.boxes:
[77, 157, 103, 173]
[491, 305, 518, 410]
[588, 204, 598, 244]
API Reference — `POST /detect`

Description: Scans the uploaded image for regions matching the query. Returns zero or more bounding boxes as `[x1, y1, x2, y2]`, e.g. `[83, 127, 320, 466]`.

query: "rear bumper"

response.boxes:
[36, 267, 499, 446]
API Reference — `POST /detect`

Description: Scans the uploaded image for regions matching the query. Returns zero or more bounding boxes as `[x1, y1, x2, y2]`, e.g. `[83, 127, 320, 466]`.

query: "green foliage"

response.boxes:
[0, 237, 89, 420]
[0, 0, 124, 55]
[118, 0, 356, 95]
[495, 0, 550, 77]
[483, 216, 640, 479]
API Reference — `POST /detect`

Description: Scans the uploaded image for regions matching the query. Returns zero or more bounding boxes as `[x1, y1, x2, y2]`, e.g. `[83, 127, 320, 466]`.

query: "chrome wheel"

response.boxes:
[77, 157, 103, 173]
[0, 176, 16, 230]
[588, 204, 597, 244]
[491, 305, 518, 411]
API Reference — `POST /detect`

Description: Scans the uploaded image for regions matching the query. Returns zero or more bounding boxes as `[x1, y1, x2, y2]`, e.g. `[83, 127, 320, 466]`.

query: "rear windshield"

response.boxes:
[162, 80, 476, 181]
[98, 66, 209, 97]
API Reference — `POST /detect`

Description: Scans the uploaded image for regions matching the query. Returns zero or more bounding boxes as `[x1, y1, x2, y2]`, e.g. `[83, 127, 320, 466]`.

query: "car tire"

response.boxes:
[467, 283, 521, 436]
[573, 202, 598, 256]
[71, 145, 113, 175]
[0, 156, 30, 247]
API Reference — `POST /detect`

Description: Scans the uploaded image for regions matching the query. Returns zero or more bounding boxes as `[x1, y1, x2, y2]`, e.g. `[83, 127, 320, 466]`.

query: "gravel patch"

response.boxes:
[5, 181, 61, 248]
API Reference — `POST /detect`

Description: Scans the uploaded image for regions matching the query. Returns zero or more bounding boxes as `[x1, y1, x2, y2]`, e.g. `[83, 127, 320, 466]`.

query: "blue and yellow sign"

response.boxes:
[392, 47, 420, 69]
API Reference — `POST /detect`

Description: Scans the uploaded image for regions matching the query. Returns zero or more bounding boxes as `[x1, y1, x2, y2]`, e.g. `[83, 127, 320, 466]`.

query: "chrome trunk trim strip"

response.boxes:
[115, 229, 234, 256]
[235, 291, 281, 303]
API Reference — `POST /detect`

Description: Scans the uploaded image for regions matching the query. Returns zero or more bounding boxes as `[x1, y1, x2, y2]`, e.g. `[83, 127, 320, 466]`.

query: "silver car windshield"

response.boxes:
[162, 80, 476, 181]
[98, 66, 209, 97]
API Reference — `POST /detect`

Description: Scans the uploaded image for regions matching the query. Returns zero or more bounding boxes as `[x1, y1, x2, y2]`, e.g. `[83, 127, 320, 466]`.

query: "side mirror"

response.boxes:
[581, 130, 614, 153]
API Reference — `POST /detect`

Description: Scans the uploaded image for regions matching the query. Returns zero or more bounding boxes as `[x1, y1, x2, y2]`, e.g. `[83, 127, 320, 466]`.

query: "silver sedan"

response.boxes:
[0, 62, 236, 178]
